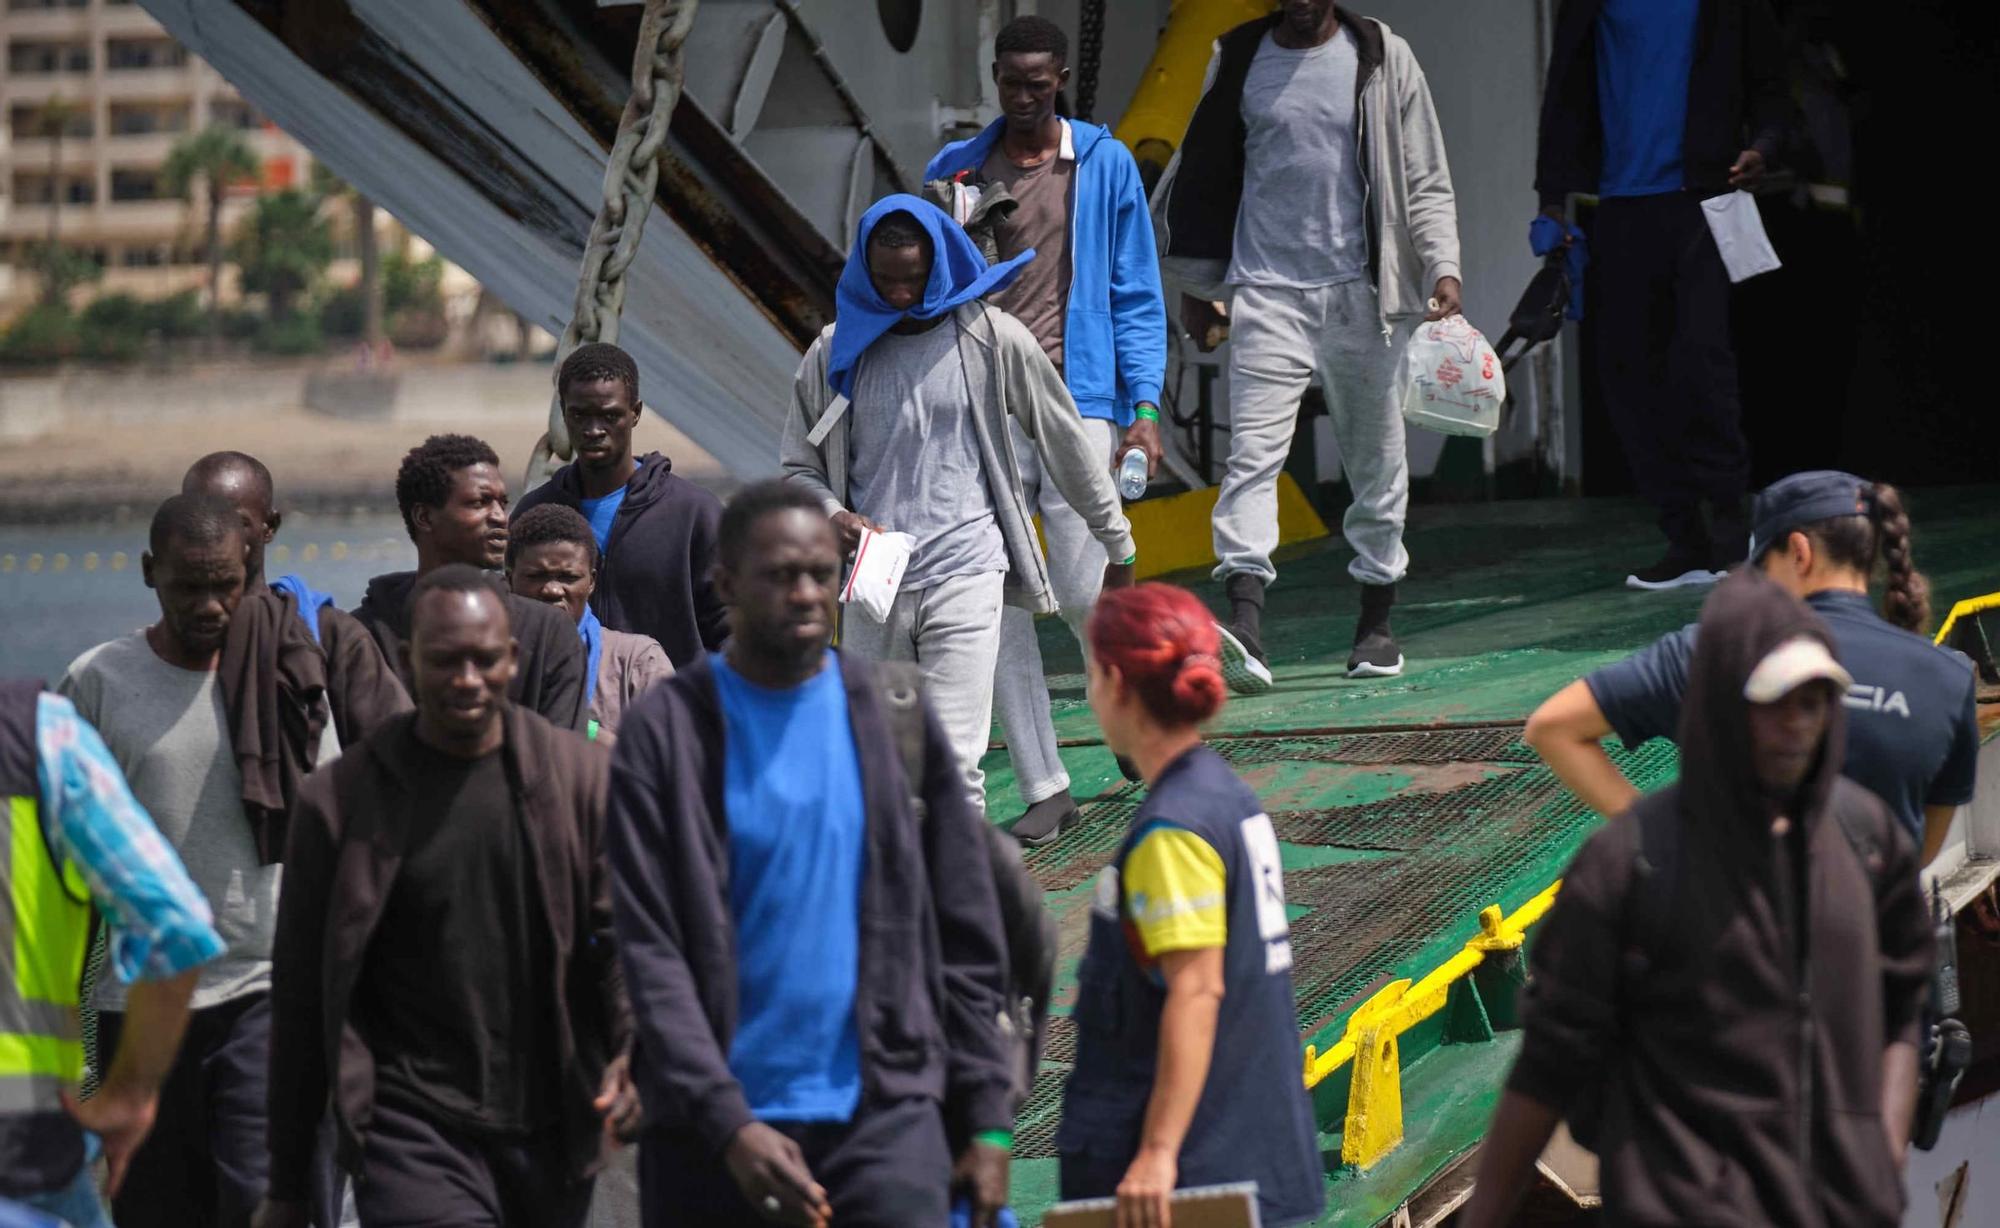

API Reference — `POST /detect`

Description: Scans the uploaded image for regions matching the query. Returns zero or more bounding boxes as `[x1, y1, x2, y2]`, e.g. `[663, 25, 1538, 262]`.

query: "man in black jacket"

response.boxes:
[255, 566, 634, 1228]
[513, 343, 727, 669]
[1536, 0, 1788, 589]
[353, 434, 588, 731]
[607, 480, 1014, 1227]
[1463, 572, 1931, 1226]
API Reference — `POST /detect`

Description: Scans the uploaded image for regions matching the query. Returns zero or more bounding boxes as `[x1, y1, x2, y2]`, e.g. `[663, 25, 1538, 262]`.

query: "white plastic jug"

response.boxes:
[1400, 315, 1505, 438]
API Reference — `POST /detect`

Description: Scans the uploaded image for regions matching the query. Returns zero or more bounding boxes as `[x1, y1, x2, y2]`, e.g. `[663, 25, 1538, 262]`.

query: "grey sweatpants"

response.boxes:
[1213, 280, 1416, 588]
[992, 416, 1121, 808]
[840, 569, 1007, 818]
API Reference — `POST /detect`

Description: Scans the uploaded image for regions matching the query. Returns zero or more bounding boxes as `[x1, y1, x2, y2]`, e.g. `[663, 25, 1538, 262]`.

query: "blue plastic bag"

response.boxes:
[1528, 215, 1589, 320]
[950, 1198, 1021, 1228]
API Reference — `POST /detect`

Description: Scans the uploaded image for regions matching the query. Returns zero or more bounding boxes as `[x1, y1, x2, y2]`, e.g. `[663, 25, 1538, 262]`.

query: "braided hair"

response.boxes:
[1801, 482, 1932, 634]
[1868, 483, 1930, 634]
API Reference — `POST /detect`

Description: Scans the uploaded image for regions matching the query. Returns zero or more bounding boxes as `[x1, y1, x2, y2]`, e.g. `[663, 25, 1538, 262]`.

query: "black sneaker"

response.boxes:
[1225, 573, 1267, 639]
[1347, 629, 1405, 678]
[1011, 791, 1080, 849]
[1216, 622, 1274, 695]
[1709, 506, 1750, 573]
[1347, 583, 1404, 678]
[1625, 551, 1722, 591]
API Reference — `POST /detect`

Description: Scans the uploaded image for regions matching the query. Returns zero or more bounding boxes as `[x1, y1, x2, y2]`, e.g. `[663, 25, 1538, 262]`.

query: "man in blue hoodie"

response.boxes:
[924, 15, 1166, 846]
[782, 196, 1136, 823]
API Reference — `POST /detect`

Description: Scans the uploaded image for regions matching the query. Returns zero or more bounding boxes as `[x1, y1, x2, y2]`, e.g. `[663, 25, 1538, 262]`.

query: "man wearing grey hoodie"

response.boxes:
[783, 197, 1135, 820]
[1156, 0, 1462, 688]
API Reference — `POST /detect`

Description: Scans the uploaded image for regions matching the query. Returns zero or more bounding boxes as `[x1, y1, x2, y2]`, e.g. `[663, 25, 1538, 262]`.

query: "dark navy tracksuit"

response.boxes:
[1586, 588, 1980, 843]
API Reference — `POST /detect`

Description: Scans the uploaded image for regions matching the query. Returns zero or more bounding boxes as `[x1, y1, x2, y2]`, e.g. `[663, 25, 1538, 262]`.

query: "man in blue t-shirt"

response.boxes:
[607, 481, 1016, 1228]
[1535, 0, 1789, 590]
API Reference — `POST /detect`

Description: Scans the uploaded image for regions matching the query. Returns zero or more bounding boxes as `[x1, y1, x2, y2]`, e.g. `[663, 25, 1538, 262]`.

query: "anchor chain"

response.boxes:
[527, 0, 698, 488]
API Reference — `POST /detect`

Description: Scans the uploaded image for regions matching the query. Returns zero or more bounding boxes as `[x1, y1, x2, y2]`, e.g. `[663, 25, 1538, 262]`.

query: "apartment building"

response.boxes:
[1, 0, 313, 307]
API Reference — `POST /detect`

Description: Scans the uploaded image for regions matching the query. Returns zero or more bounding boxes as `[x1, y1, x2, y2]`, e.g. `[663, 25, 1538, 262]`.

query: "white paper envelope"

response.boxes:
[1700, 190, 1782, 284]
[839, 527, 915, 623]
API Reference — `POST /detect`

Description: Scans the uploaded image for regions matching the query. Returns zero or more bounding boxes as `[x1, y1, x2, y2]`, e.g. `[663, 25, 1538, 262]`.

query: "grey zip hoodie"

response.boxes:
[1153, 12, 1461, 330]
[782, 302, 1135, 616]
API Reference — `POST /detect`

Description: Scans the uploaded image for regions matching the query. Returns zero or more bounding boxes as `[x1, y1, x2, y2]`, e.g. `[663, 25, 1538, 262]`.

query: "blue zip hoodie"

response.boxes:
[925, 119, 1167, 426]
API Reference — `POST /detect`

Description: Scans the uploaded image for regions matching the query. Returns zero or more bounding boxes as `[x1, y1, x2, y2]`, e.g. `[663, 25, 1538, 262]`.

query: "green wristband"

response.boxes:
[973, 1129, 1013, 1152]
[1118, 551, 1137, 567]
[1133, 405, 1160, 422]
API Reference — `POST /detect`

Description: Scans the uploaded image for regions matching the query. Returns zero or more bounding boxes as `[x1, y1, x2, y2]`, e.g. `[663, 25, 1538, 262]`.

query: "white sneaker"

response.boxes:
[1216, 623, 1273, 695]
[1624, 560, 1724, 591]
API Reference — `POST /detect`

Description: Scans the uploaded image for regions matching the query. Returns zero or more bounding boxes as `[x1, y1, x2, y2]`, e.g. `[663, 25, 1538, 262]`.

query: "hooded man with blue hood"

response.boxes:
[924, 15, 1168, 849]
[782, 195, 1136, 820]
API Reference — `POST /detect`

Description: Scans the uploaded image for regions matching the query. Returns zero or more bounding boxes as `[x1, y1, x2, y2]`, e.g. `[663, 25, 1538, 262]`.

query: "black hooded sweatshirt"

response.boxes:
[513, 452, 726, 670]
[351, 571, 587, 733]
[1509, 572, 1932, 1227]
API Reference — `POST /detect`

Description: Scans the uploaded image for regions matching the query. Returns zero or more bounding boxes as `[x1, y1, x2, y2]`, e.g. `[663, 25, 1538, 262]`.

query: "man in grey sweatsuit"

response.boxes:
[1156, 0, 1463, 688]
[783, 200, 1136, 819]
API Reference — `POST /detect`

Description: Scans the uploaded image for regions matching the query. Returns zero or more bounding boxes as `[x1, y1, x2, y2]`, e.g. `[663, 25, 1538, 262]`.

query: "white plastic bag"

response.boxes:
[840, 527, 915, 623]
[1700, 190, 1782, 283]
[944, 179, 984, 226]
[1400, 315, 1505, 438]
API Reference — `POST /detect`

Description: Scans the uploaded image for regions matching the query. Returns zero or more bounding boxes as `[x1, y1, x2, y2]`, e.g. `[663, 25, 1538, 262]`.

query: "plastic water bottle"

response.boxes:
[1117, 447, 1148, 501]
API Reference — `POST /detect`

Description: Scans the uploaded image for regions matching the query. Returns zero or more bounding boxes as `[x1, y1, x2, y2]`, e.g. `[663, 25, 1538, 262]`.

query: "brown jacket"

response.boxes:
[218, 588, 327, 864]
[216, 589, 412, 864]
[265, 704, 629, 1199]
[590, 627, 672, 746]
[314, 603, 413, 751]
[1510, 573, 1933, 1227]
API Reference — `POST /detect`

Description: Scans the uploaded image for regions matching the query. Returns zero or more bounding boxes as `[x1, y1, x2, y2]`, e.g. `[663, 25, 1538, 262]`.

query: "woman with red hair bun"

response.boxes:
[1056, 583, 1323, 1227]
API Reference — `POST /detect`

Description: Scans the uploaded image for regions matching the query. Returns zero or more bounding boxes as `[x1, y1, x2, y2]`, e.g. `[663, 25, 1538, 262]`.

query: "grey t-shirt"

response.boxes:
[848, 321, 1007, 591]
[1227, 27, 1369, 289]
[60, 632, 280, 1011]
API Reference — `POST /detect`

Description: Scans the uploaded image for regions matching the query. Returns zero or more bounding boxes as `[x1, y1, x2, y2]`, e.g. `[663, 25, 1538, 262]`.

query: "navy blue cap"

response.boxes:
[1749, 470, 1872, 560]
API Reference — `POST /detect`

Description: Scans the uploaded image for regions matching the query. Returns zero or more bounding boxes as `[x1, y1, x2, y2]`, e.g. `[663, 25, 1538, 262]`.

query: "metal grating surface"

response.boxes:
[1213, 726, 1536, 768]
[1014, 1064, 1072, 1160]
[1010, 725, 1681, 1160]
[1025, 794, 1143, 892]
[1041, 1014, 1078, 1067]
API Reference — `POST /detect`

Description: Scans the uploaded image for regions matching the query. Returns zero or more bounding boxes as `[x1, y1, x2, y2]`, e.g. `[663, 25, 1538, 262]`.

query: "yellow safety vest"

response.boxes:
[1, 790, 92, 1114]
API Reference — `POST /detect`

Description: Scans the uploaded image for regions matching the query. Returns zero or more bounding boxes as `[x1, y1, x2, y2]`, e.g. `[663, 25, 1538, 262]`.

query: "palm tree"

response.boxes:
[162, 125, 261, 341]
[35, 96, 82, 306]
[231, 188, 332, 321]
[310, 162, 384, 352]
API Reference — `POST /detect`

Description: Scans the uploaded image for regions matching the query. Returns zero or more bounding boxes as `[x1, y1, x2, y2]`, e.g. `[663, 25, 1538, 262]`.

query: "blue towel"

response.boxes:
[270, 572, 336, 645]
[577, 604, 604, 710]
[0, 1199, 64, 1228]
[1528, 215, 1590, 321]
[827, 194, 1035, 402]
[949, 1199, 1019, 1228]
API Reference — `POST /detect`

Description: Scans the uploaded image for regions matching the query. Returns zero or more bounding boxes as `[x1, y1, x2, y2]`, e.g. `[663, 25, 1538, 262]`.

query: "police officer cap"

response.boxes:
[1749, 470, 1872, 561]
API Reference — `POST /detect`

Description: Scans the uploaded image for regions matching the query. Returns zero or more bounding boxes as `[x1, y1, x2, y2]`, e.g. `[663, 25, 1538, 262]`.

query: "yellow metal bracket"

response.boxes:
[1934, 591, 2000, 646]
[1037, 472, 1328, 583]
[1300, 880, 1564, 1170]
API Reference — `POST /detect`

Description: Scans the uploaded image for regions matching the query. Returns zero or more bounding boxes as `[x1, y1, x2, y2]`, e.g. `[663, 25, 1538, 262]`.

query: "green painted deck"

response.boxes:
[990, 488, 1997, 1226]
